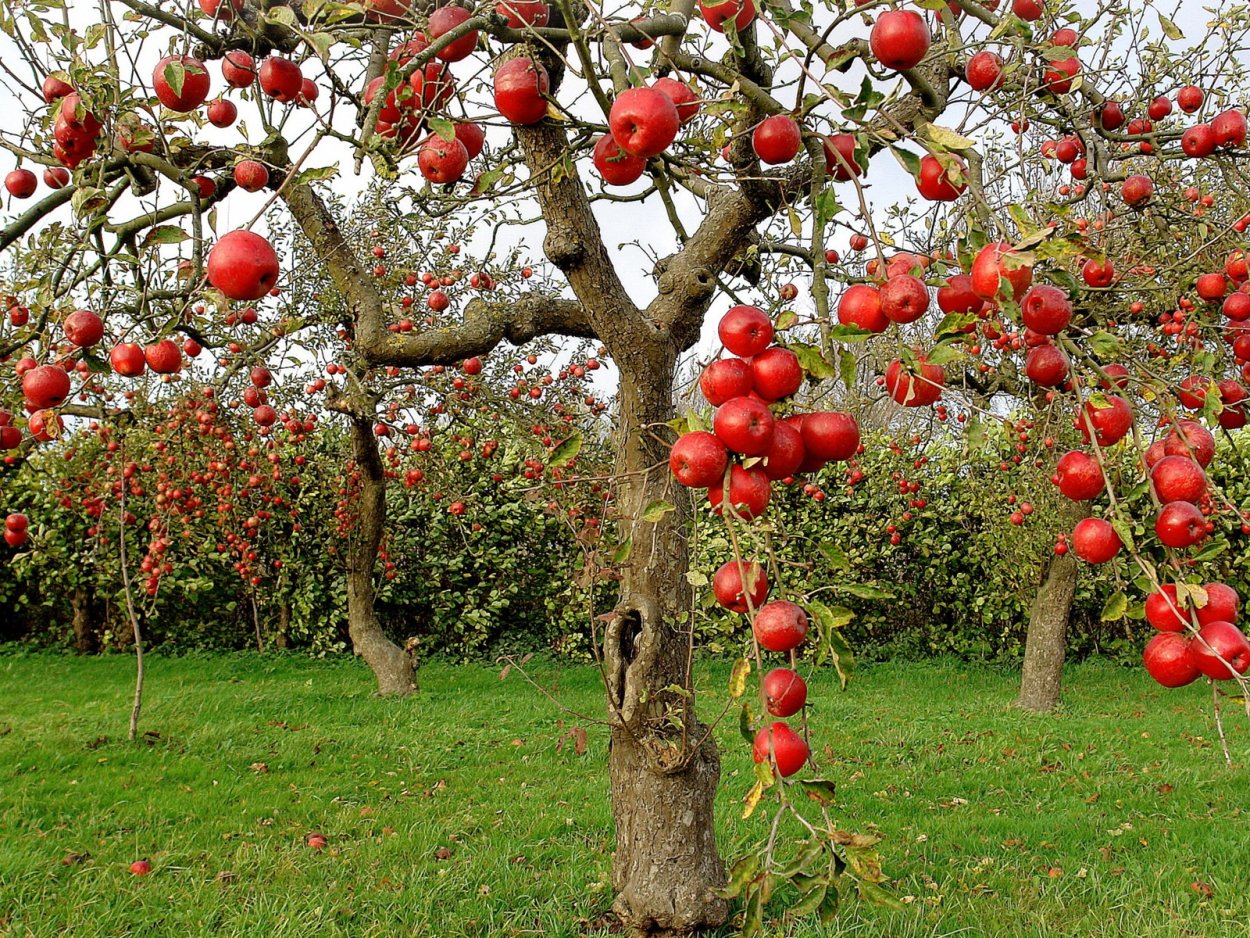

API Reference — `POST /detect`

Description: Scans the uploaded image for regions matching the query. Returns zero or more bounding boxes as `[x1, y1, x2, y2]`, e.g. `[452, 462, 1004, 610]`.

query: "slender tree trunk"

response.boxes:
[347, 414, 417, 696]
[274, 599, 291, 650]
[1016, 502, 1085, 712]
[70, 583, 98, 654]
[604, 357, 727, 935]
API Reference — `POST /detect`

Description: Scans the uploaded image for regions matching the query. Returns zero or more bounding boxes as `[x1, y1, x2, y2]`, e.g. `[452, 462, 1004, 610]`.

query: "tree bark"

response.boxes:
[70, 584, 99, 654]
[346, 413, 417, 696]
[1016, 502, 1085, 712]
[604, 357, 728, 935]
[274, 599, 291, 650]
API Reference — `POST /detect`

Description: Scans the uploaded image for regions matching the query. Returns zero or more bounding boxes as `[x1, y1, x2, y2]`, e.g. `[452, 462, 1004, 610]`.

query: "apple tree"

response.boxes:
[3, 0, 1250, 931]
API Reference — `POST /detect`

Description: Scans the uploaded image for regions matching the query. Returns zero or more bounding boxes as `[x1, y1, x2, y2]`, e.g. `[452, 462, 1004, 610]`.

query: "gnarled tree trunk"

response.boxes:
[70, 583, 98, 654]
[1016, 502, 1085, 712]
[347, 412, 417, 696]
[604, 358, 728, 934]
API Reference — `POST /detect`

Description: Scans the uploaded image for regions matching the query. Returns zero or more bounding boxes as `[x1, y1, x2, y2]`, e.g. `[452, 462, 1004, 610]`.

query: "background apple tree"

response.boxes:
[2, 0, 1250, 932]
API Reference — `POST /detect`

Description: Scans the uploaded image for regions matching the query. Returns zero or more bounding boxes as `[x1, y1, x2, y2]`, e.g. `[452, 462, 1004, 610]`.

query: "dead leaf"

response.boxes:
[1191, 881, 1214, 898]
[61, 851, 91, 866]
[250, 762, 269, 774]
[434, 846, 453, 861]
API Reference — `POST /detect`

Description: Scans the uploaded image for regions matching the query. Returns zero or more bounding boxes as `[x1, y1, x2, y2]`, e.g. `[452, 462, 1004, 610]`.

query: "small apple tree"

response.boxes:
[3, 0, 1250, 931]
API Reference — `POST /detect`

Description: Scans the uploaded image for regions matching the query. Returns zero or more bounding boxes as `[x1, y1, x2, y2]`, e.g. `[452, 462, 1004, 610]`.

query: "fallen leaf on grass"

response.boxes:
[1191, 881, 1214, 898]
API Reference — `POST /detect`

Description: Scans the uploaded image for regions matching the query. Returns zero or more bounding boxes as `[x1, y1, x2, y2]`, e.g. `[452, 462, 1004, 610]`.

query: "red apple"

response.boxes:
[759, 420, 804, 480]
[1150, 455, 1207, 504]
[1176, 84, 1204, 113]
[752, 722, 808, 777]
[669, 431, 728, 487]
[494, 0, 549, 27]
[428, 6, 479, 61]
[22, 365, 71, 409]
[750, 347, 802, 401]
[207, 230, 280, 301]
[153, 55, 211, 112]
[752, 115, 802, 165]
[799, 411, 859, 465]
[699, 358, 753, 405]
[4, 169, 37, 199]
[592, 134, 647, 186]
[1146, 584, 1191, 632]
[1163, 419, 1215, 467]
[708, 464, 771, 520]
[971, 241, 1033, 300]
[144, 339, 181, 374]
[64, 310, 104, 347]
[418, 135, 469, 183]
[753, 601, 808, 652]
[653, 78, 700, 124]
[109, 342, 146, 377]
[965, 51, 1003, 91]
[259, 56, 303, 103]
[1199, 583, 1240, 626]
[713, 559, 769, 612]
[1142, 632, 1200, 687]
[698, 0, 755, 32]
[763, 668, 807, 717]
[916, 154, 966, 201]
[233, 160, 269, 192]
[1072, 518, 1121, 564]
[1025, 344, 1069, 387]
[869, 10, 930, 71]
[1052, 450, 1104, 501]
[1121, 174, 1153, 206]
[879, 274, 929, 323]
[609, 87, 680, 158]
[713, 396, 775, 456]
[1188, 621, 1250, 680]
[206, 98, 238, 128]
[1075, 395, 1132, 447]
[1020, 284, 1072, 334]
[222, 51, 257, 89]
[1155, 501, 1206, 549]
[493, 58, 549, 125]
[837, 283, 888, 333]
[717, 305, 773, 357]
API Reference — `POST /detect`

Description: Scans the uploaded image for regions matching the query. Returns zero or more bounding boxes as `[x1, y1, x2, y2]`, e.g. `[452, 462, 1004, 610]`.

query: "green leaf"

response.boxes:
[829, 324, 874, 342]
[892, 146, 921, 178]
[718, 854, 761, 899]
[729, 658, 750, 699]
[291, 165, 339, 187]
[753, 758, 775, 788]
[775, 310, 799, 331]
[836, 582, 894, 600]
[818, 542, 851, 572]
[162, 59, 186, 99]
[921, 122, 975, 151]
[818, 885, 841, 924]
[611, 537, 632, 564]
[70, 186, 108, 218]
[140, 225, 188, 248]
[799, 778, 837, 804]
[548, 430, 582, 467]
[738, 702, 755, 744]
[308, 31, 336, 62]
[428, 116, 457, 143]
[1088, 330, 1123, 359]
[1156, 10, 1183, 39]
[924, 343, 965, 367]
[1192, 540, 1228, 562]
[1110, 516, 1135, 554]
[790, 881, 828, 916]
[858, 881, 906, 911]
[641, 499, 676, 523]
[266, 4, 297, 25]
[1100, 592, 1128, 622]
[839, 348, 858, 392]
[741, 887, 764, 935]
[789, 341, 838, 380]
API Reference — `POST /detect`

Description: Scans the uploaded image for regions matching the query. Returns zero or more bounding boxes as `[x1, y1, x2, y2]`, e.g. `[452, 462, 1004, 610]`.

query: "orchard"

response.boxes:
[1, 0, 1249, 933]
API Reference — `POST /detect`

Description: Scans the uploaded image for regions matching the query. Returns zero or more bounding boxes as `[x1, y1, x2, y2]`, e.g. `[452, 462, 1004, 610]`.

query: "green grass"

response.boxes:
[0, 652, 1247, 937]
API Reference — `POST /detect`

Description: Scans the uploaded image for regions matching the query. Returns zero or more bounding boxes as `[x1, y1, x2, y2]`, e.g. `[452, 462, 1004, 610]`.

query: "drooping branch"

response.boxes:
[0, 185, 76, 252]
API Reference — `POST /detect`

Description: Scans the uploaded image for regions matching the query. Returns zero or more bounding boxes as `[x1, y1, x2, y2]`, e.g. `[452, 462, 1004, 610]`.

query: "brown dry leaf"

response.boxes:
[571, 726, 588, 756]
[1191, 881, 1214, 898]
[434, 847, 453, 861]
[215, 870, 236, 884]
[1047, 867, 1064, 878]
[61, 851, 91, 866]
[1085, 793, 1100, 804]
[1157, 783, 1174, 795]
[250, 762, 269, 774]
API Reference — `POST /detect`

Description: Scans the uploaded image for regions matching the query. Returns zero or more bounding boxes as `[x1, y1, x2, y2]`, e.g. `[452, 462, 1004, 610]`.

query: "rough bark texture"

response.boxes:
[604, 361, 728, 935]
[274, 600, 291, 650]
[347, 414, 417, 697]
[1016, 503, 1085, 712]
[70, 584, 98, 654]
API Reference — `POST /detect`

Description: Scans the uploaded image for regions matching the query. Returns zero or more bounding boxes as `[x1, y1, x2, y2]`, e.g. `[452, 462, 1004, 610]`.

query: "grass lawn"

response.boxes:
[0, 651, 1246, 937]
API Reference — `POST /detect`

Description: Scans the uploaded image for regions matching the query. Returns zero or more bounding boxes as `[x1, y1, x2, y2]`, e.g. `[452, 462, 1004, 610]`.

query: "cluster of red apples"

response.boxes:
[669, 305, 864, 779]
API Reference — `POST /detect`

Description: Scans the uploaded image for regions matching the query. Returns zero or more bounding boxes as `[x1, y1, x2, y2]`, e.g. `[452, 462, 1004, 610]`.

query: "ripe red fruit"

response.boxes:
[718, 305, 773, 357]
[1024, 344, 1069, 387]
[5, 169, 37, 199]
[1150, 455, 1207, 504]
[1181, 123, 1217, 158]
[609, 88, 680, 158]
[822, 134, 862, 181]
[1223, 293, 1250, 321]
[1075, 395, 1132, 447]
[869, 10, 930, 71]
[965, 51, 1003, 91]
[708, 465, 771, 520]
[1012, 0, 1043, 20]
[971, 242, 1032, 301]
[936, 274, 984, 316]
[713, 559, 769, 613]
[222, 51, 257, 88]
[206, 98, 238, 128]
[801, 411, 859, 463]
[153, 55, 211, 112]
[41, 74, 73, 102]
[1072, 518, 1121, 564]
[879, 274, 929, 323]
[752, 722, 808, 777]
[207, 230, 280, 301]
[144, 339, 181, 374]
[1081, 259, 1115, 288]
[750, 347, 802, 401]
[1142, 632, 1200, 687]
[306, 832, 328, 850]
[493, 58, 549, 125]
[669, 431, 728, 487]
[1147, 95, 1171, 120]
[1120, 174, 1154, 206]
[592, 134, 646, 186]
[1163, 420, 1215, 467]
[1176, 84, 1204, 113]
[713, 396, 775, 456]
[1212, 108, 1248, 148]
[1199, 583, 1241, 626]
[753, 601, 809, 652]
[885, 356, 944, 406]
[752, 115, 802, 165]
[418, 136, 469, 183]
[1155, 501, 1206, 549]
[233, 160, 269, 192]
[1043, 56, 1080, 94]
[43, 167, 70, 189]
[652, 77, 700, 124]
[22, 365, 71, 409]
[1188, 621, 1250, 680]
[838, 283, 888, 333]
[259, 57, 303, 102]
[109, 342, 145, 377]
[698, 0, 755, 32]
[129, 860, 152, 876]
[1146, 585, 1190, 632]
[759, 420, 804, 480]
[1053, 450, 1104, 501]
[63, 309, 104, 347]
[1196, 272, 1227, 301]
[699, 358, 753, 406]
[916, 154, 966, 201]
[427, 6, 479, 61]
[763, 668, 807, 717]
[1019, 284, 1071, 334]
[495, 0, 548, 26]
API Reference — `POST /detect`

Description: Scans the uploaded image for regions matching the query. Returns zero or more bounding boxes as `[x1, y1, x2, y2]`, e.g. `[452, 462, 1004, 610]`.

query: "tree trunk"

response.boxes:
[604, 356, 728, 935]
[274, 599, 291, 650]
[1016, 503, 1084, 712]
[347, 414, 417, 696]
[70, 584, 98, 654]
